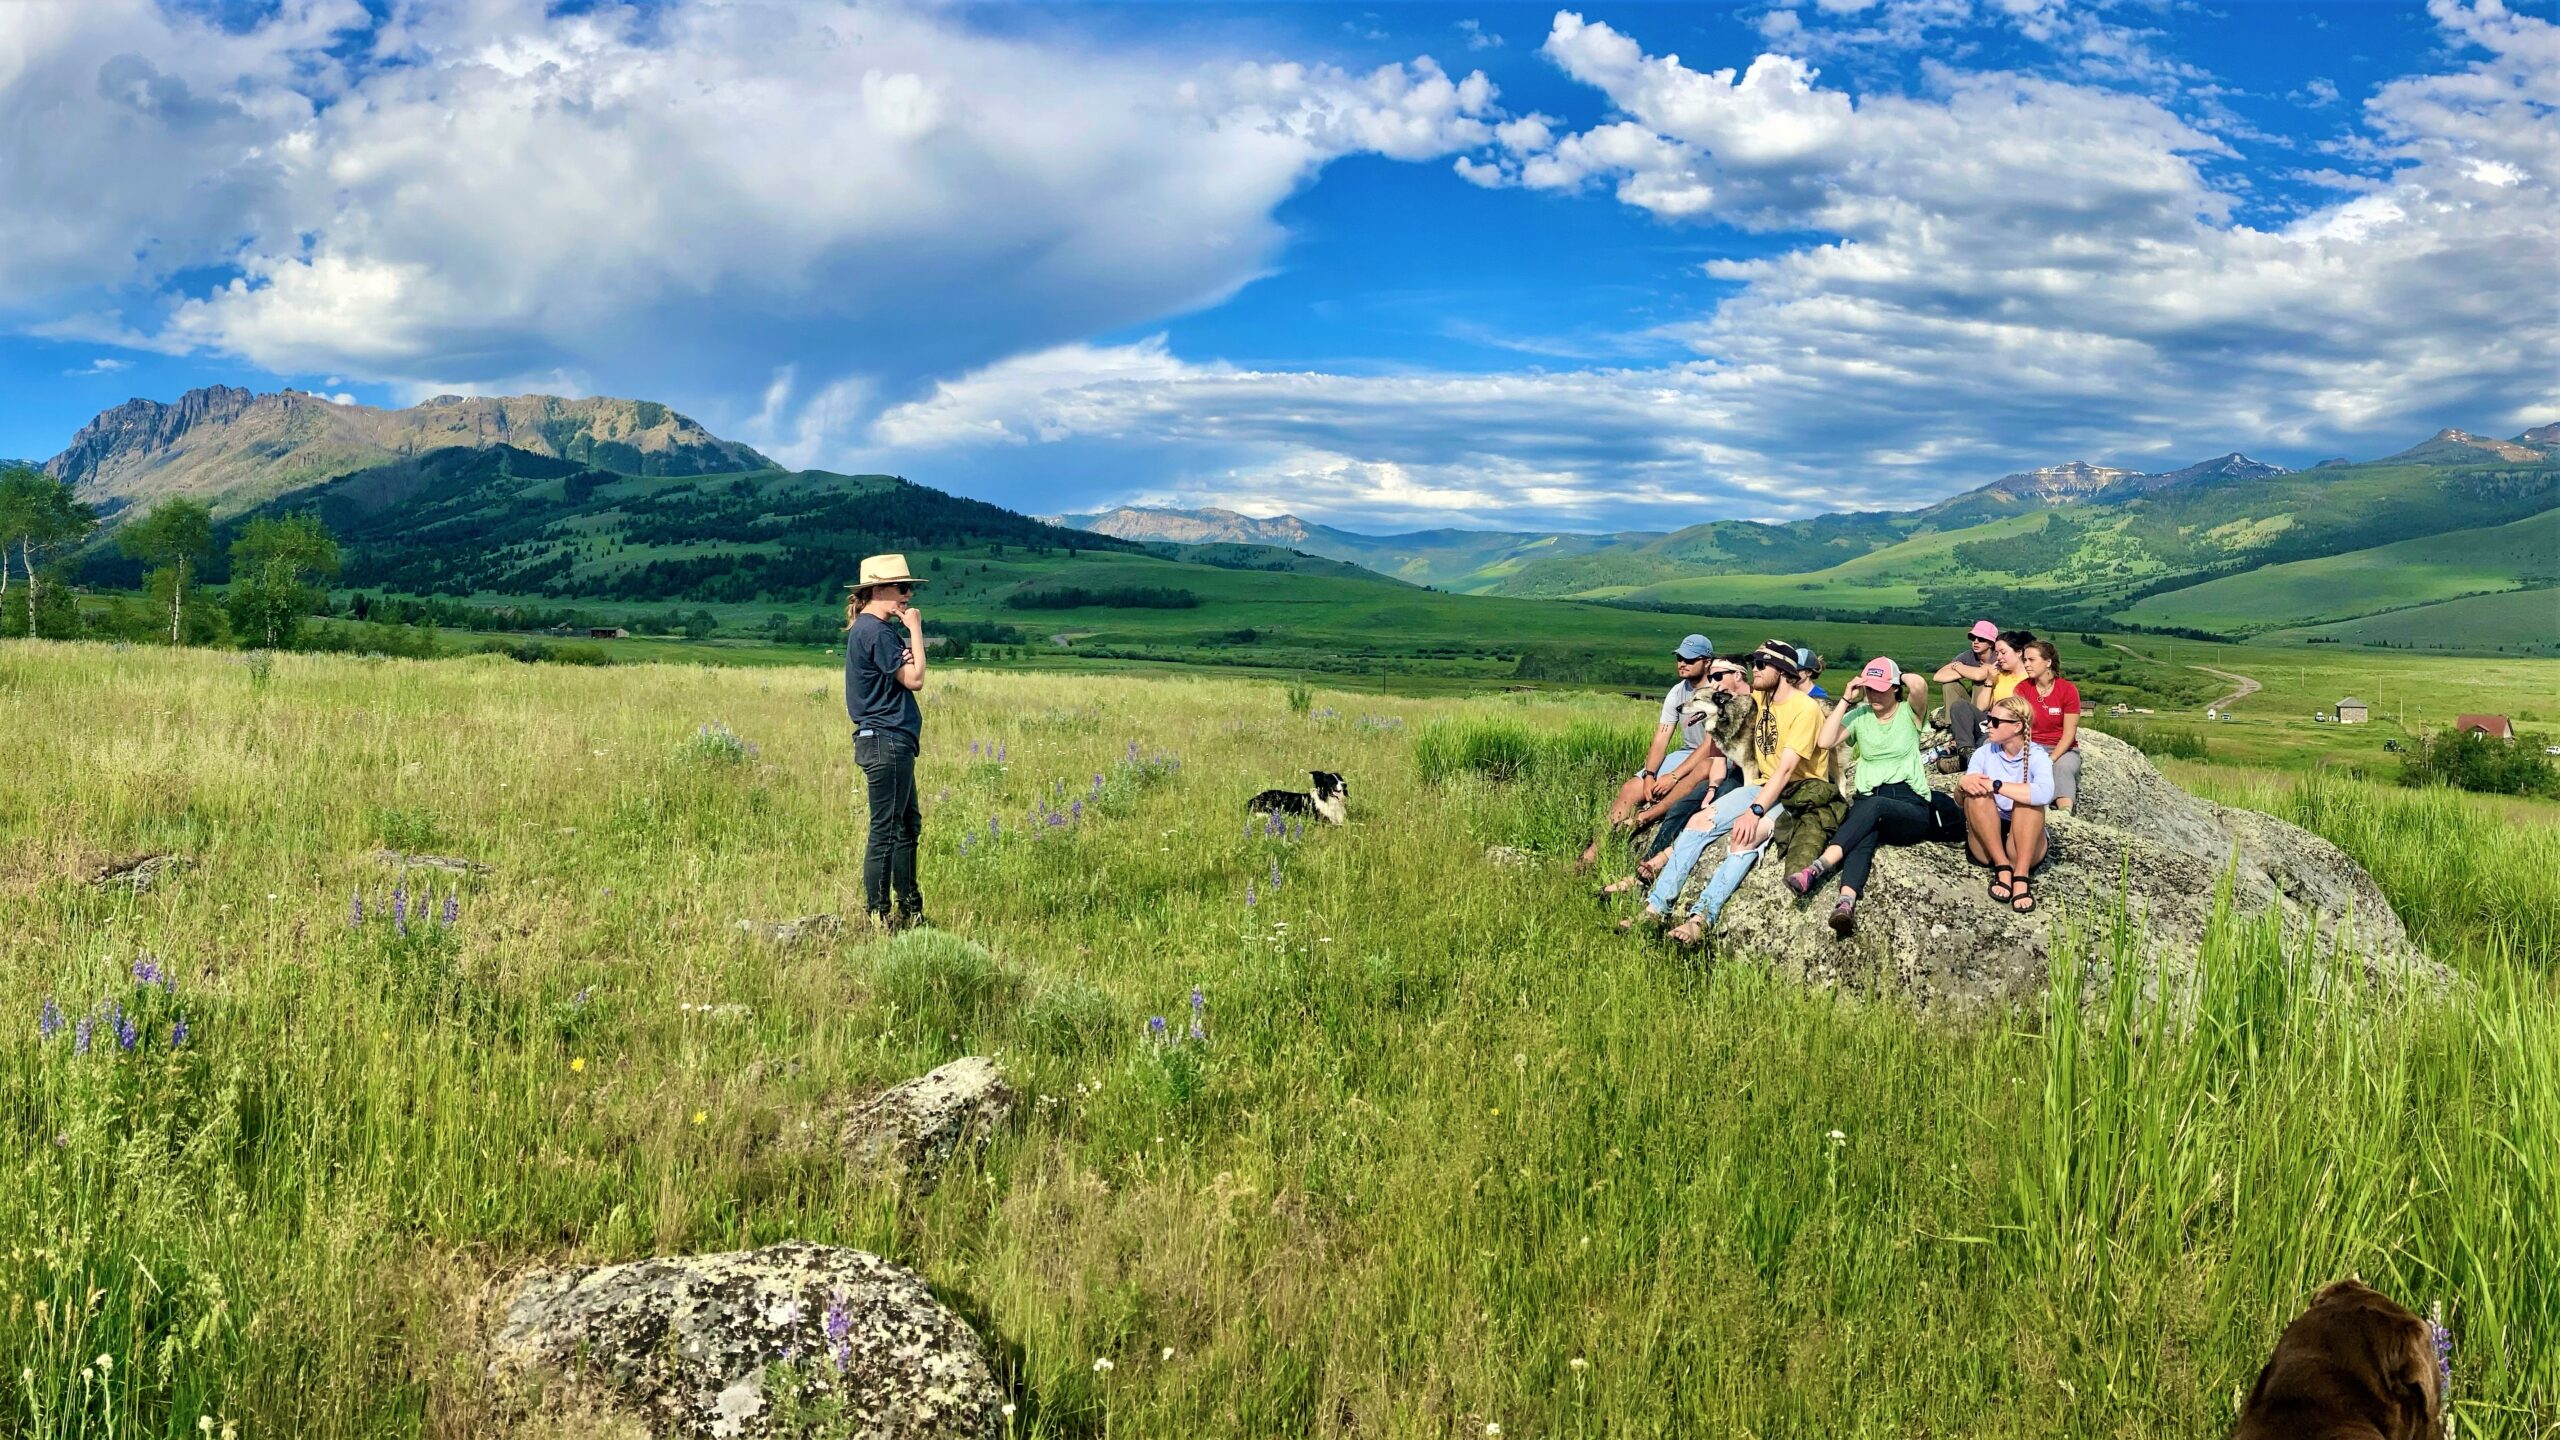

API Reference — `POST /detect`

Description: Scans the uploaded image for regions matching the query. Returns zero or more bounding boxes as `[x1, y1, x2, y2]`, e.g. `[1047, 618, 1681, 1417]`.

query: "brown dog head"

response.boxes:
[2234, 1279, 2443, 1440]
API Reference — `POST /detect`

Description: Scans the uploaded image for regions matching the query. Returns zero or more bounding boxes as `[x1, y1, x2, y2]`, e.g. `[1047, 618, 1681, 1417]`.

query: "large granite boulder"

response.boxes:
[487, 1240, 1001, 1439]
[1647, 730, 2443, 1009]
[837, 1057, 1014, 1191]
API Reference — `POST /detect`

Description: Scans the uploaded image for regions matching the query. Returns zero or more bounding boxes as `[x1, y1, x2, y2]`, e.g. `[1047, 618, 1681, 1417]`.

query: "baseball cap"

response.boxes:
[1968, 619, 1999, 642]
[1856, 656, 1902, 692]
[1674, 634, 1715, 660]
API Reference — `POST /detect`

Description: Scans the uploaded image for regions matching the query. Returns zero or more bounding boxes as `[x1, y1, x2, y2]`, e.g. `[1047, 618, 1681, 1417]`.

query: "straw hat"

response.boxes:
[852, 553, 925, 590]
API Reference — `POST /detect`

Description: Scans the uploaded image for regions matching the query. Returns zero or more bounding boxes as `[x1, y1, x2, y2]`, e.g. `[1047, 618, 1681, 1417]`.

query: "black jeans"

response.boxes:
[1829, 781, 1956, 895]
[1640, 762, 1743, 864]
[855, 728, 923, 918]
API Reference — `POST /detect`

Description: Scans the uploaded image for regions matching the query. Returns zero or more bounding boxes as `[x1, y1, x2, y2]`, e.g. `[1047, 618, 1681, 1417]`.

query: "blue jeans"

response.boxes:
[1646, 786, 1785, 921]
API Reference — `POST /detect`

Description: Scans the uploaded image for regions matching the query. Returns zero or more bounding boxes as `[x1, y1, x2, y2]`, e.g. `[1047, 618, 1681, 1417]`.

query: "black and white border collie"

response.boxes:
[1247, 771, 1349, 826]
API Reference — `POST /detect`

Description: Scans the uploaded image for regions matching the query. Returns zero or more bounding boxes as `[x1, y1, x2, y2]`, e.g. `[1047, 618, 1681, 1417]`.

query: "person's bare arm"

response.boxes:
[898, 607, 927, 691]
[1731, 749, 1799, 851]
[2055, 712, 2079, 756]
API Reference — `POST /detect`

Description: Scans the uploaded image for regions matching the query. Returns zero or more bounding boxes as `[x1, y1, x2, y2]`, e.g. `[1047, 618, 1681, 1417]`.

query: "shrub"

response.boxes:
[1285, 681, 1313, 716]
[2102, 720, 2209, 761]
[870, 930, 1021, 1037]
[675, 721, 759, 766]
[1415, 717, 1539, 783]
[2396, 728, 2558, 799]
[1021, 976, 1118, 1057]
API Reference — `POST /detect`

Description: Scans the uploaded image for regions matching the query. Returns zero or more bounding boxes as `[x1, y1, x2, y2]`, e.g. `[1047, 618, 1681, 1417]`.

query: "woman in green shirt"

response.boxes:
[1782, 657, 1956, 936]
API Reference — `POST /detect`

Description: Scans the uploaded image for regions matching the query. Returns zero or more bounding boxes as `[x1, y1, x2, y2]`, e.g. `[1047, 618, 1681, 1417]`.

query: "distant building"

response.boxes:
[2335, 697, 2369, 725]
[590, 627, 629, 640]
[2453, 713, 2516, 741]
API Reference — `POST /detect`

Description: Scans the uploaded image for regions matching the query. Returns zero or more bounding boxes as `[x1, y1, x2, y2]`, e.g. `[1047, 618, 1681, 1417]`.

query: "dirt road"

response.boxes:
[2107, 640, 2261, 714]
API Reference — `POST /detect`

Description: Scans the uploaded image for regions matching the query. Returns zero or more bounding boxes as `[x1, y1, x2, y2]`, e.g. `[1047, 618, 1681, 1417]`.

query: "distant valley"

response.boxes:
[37, 385, 2560, 651]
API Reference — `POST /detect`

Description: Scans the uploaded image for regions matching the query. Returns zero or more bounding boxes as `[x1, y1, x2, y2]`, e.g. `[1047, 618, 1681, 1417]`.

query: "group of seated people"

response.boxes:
[1582, 621, 2084, 947]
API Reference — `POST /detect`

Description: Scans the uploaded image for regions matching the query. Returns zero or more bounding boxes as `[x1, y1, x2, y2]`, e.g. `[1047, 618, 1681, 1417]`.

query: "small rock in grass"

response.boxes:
[738, 914, 842, 946]
[837, 1057, 1014, 1192]
[486, 1240, 1002, 1439]
[374, 848, 492, 875]
[87, 852, 190, 893]
[1482, 845, 1534, 869]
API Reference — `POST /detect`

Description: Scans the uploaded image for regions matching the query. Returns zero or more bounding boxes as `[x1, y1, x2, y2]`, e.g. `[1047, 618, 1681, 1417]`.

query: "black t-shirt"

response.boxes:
[846, 613, 922, 737]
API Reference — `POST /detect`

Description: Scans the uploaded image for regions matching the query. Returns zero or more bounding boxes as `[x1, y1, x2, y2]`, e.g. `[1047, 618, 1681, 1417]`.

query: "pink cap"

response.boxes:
[1968, 619, 1999, 642]
[1856, 656, 1903, 691]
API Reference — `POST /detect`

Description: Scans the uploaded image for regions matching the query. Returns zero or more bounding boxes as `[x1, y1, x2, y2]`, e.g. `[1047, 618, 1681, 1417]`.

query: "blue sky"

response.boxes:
[2, 0, 2552, 531]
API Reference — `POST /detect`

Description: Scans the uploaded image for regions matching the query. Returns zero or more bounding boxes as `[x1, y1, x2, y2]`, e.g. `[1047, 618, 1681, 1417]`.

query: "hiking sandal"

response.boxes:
[1989, 866, 2015, 903]
[2010, 876, 2036, 914]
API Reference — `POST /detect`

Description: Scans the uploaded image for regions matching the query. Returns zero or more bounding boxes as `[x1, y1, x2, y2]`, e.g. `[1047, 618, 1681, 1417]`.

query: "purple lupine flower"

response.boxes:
[171, 1016, 189, 1047]
[393, 882, 408, 930]
[1270, 857, 1282, 889]
[38, 997, 63, 1040]
[997, 743, 1007, 763]
[1128, 740, 1140, 760]
[1071, 799, 1082, 821]
[970, 740, 980, 757]
[959, 831, 976, 854]
[133, 956, 162, 988]
[989, 816, 1000, 837]
[1148, 1015, 1167, 1040]
[1244, 881, 1256, 907]
[443, 893, 459, 925]
[115, 1013, 138, 1052]
[351, 890, 365, 927]
[2430, 1302, 2452, 1395]
[74, 1016, 94, 1055]
[1190, 987, 1205, 1014]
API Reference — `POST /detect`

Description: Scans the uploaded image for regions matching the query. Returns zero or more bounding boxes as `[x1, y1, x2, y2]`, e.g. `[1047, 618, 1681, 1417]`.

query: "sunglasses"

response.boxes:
[1990, 715, 2023, 728]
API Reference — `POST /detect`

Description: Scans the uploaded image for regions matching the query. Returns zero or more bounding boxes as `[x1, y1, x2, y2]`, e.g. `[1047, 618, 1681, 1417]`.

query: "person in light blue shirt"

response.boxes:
[1961, 695, 2053, 914]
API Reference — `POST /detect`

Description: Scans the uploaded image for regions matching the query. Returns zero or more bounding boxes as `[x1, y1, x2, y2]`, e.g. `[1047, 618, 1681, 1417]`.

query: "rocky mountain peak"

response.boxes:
[44, 387, 770, 516]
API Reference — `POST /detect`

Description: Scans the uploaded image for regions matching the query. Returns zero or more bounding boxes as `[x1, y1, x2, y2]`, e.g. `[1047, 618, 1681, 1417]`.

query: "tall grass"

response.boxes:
[1, 643, 2552, 1436]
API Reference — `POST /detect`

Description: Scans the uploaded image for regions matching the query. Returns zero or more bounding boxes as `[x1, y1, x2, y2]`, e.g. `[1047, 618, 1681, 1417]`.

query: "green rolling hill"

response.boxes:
[2120, 510, 2560, 637]
[1479, 435, 2557, 633]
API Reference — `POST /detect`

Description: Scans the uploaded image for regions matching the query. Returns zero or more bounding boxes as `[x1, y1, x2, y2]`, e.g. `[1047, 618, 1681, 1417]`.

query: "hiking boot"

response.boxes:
[1935, 753, 1966, 774]
[1783, 861, 1828, 897]
[1828, 897, 1857, 937]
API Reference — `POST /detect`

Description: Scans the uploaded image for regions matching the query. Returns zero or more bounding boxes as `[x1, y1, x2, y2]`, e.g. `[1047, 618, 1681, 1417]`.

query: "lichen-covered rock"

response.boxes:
[1639, 730, 2443, 1010]
[738, 913, 841, 946]
[487, 1241, 1001, 1439]
[88, 852, 188, 893]
[373, 848, 491, 875]
[1483, 845, 1534, 869]
[837, 1058, 1013, 1191]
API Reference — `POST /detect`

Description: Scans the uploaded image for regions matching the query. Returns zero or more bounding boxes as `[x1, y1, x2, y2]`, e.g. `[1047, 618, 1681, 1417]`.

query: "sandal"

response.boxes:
[2010, 876, 2036, 914]
[1989, 866, 2015, 903]
[1615, 909, 1666, 935]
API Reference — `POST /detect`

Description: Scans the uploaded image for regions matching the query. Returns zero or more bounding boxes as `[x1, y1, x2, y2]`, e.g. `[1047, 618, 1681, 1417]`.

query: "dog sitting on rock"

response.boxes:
[1247, 771, 1348, 826]
[2233, 1279, 2444, 1440]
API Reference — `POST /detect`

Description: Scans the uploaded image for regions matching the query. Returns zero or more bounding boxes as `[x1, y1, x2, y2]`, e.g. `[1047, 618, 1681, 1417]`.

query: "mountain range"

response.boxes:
[37, 385, 2560, 643]
[47, 386, 768, 517]
[1048, 505, 1654, 591]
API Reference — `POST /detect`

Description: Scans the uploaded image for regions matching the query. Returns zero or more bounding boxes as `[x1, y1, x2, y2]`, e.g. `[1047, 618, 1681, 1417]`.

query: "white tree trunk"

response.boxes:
[18, 539, 33, 636]
[169, 556, 187, 646]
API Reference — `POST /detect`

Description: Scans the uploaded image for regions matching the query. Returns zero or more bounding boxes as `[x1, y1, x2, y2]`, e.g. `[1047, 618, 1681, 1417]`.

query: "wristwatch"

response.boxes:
[1749, 802, 1767, 817]
[1638, 769, 1655, 779]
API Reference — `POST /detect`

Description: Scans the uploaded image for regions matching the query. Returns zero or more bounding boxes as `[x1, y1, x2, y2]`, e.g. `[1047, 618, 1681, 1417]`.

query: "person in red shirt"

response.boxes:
[2017, 638, 2083, 812]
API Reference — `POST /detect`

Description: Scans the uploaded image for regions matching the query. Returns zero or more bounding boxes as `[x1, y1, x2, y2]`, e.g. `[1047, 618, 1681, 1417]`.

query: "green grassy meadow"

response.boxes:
[3, 642, 2554, 1437]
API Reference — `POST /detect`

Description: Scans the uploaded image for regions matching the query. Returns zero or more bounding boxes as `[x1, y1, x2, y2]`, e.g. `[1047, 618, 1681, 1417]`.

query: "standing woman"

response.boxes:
[2016, 638, 2083, 812]
[847, 553, 929, 928]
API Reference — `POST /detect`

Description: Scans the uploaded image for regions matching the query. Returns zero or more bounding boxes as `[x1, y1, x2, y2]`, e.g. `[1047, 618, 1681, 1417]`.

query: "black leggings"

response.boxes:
[1829, 781, 1957, 895]
[856, 729, 923, 918]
